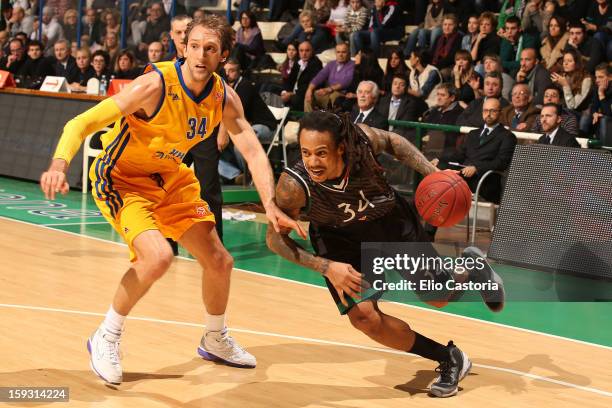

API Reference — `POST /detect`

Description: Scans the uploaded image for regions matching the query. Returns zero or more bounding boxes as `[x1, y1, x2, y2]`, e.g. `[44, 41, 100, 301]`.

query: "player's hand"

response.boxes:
[266, 204, 307, 239]
[593, 112, 603, 124]
[431, 158, 440, 167]
[461, 165, 477, 178]
[324, 262, 363, 307]
[40, 159, 70, 200]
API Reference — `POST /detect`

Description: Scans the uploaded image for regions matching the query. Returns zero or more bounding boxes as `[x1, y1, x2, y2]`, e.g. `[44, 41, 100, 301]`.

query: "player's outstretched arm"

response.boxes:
[357, 123, 438, 176]
[222, 86, 306, 238]
[266, 174, 362, 306]
[40, 72, 163, 200]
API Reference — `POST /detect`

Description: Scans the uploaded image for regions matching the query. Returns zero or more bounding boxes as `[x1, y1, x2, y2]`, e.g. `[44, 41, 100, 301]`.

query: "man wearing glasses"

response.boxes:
[433, 98, 517, 204]
[500, 83, 540, 131]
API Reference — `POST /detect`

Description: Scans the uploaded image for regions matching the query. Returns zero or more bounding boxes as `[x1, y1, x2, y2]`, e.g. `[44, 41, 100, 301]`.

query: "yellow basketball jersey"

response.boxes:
[99, 59, 226, 175]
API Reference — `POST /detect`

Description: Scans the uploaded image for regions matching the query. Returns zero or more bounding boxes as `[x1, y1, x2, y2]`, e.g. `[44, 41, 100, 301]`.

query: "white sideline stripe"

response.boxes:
[1, 215, 611, 352]
[42, 221, 109, 226]
[0, 302, 610, 398]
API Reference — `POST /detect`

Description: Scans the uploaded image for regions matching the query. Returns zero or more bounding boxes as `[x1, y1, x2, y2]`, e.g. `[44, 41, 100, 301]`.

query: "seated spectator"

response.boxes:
[499, 15, 539, 77]
[404, 0, 445, 56]
[540, 15, 568, 70]
[580, 63, 612, 140]
[325, 0, 349, 38]
[281, 40, 323, 111]
[113, 49, 140, 79]
[407, 48, 442, 107]
[376, 74, 427, 138]
[102, 32, 120, 69]
[305, 0, 332, 24]
[461, 14, 480, 52]
[382, 47, 409, 95]
[0, 30, 8, 51]
[304, 42, 354, 112]
[232, 10, 265, 71]
[431, 13, 462, 73]
[336, 0, 370, 56]
[33, 6, 64, 56]
[516, 48, 552, 105]
[551, 49, 593, 113]
[20, 40, 54, 84]
[537, 103, 580, 147]
[0, 38, 26, 75]
[582, 0, 612, 61]
[282, 10, 331, 53]
[521, 0, 554, 38]
[8, 6, 33, 37]
[351, 0, 404, 57]
[101, 10, 120, 44]
[260, 42, 297, 96]
[435, 97, 517, 204]
[159, 32, 171, 57]
[500, 83, 540, 130]
[564, 22, 603, 75]
[147, 41, 164, 64]
[482, 53, 514, 101]
[457, 71, 510, 127]
[351, 80, 388, 129]
[68, 48, 95, 92]
[451, 49, 481, 106]
[82, 8, 103, 46]
[51, 39, 78, 81]
[335, 48, 384, 112]
[531, 84, 579, 135]
[470, 12, 500, 64]
[62, 9, 78, 44]
[218, 59, 278, 183]
[423, 82, 465, 157]
[91, 49, 111, 81]
[137, 2, 170, 59]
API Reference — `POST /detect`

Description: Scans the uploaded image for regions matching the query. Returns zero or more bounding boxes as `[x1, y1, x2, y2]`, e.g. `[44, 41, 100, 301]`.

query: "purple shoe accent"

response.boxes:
[87, 338, 121, 385]
[197, 346, 256, 369]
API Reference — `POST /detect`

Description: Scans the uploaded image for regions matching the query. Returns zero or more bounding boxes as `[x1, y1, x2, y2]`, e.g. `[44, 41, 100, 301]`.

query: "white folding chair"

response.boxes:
[81, 128, 111, 193]
[265, 105, 290, 167]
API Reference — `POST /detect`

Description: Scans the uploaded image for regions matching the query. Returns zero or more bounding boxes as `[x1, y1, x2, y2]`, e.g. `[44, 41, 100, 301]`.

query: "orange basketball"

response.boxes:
[415, 170, 472, 227]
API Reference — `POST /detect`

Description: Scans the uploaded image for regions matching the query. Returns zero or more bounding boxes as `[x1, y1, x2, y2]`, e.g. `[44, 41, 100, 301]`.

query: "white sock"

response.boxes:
[205, 313, 226, 332]
[103, 305, 126, 336]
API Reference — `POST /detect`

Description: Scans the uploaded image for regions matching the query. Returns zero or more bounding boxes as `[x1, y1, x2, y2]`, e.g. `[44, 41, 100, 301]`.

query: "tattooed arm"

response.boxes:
[357, 123, 438, 176]
[266, 173, 363, 306]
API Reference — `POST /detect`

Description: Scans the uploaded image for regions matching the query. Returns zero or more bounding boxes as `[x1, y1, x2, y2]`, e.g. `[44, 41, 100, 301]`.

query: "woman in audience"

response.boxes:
[232, 10, 266, 70]
[62, 9, 78, 44]
[335, 0, 370, 56]
[551, 49, 592, 112]
[91, 49, 112, 82]
[100, 10, 121, 45]
[69, 48, 95, 92]
[259, 42, 299, 95]
[470, 12, 500, 65]
[102, 32, 120, 70]
[461, 14, 480, 52]
[540, 15, 568, 70]
[451, 49, 480, 105]
[325, 0, 348, 37]
[382, 47, 409, 95]
[112, 49, 140, 79]
[282, 10, 331, 53]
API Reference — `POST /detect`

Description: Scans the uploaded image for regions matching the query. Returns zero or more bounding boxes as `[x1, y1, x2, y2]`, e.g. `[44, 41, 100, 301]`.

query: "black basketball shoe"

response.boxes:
[429, 341, 472, 398]
[462, 246, 505, 312]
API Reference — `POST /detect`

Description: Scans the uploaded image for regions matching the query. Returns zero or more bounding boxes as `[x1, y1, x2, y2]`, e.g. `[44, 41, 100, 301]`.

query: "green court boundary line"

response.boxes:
[1, 215, 610, 352]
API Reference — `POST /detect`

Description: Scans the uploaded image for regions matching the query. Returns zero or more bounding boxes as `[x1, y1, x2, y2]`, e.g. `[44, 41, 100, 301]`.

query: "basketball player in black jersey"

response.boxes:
[266, 111, 505, 398]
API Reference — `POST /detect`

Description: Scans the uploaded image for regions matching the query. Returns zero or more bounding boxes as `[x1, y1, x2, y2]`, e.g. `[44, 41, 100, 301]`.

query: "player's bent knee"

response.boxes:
[348, 306, 383, 336]
[206, 250, 234, 275]
[139, 247, 174, 282]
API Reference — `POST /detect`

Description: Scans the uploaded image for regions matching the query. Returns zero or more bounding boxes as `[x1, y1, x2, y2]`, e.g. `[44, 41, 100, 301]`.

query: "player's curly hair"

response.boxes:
[184, 14, 234, 53]
[298, 111, 386, 183]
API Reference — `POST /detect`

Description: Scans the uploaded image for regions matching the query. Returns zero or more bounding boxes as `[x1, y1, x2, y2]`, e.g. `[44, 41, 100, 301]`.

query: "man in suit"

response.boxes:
[434, 98, 517, 204]
[51, 40, 78, 81]
[376, 74, 427, 138]
[500, 83, 540, 131]
[537, 104, 581, 148]
[219, 59, 278, 181]
[516, 48, 553, 106]
[82, 8, 103, 45]
[351, 80, 388, 130]
[281, 40, 323, 111]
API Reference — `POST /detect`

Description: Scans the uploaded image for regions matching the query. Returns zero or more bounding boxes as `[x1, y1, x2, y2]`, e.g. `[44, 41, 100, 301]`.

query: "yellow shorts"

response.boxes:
[89, 158, 215, 261]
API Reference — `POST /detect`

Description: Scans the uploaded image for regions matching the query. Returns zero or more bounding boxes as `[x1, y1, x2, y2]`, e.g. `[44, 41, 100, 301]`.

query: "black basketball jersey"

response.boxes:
[284, 159, 397, 228]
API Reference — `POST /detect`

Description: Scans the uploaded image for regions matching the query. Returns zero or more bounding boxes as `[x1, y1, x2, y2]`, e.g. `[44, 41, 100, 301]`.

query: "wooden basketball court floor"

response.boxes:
[1, 176, 611, 407]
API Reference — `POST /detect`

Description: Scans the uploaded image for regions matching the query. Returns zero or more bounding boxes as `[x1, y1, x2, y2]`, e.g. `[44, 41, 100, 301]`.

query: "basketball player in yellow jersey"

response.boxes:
[40, 15, 306, 386]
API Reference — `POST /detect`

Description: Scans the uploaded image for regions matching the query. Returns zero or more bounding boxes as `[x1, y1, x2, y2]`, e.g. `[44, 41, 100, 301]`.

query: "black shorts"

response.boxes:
[309, 193, 435, 314]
